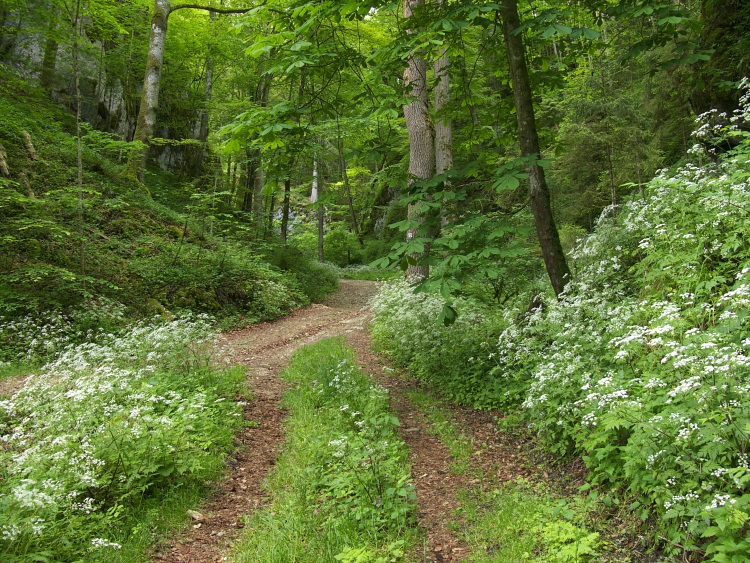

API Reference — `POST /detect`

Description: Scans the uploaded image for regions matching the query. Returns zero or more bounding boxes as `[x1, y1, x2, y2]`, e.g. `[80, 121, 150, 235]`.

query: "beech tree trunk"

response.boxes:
[434, 1, 452, 180]
[193, 10, 215, 176]
[311, 154, 324, 261]
[433, 6, 452, 228]
[402, 0, 436, 281]
[127, 0, 170, 182]
[310, 155, 319, 203]
[501, 0, 571, 297]
[127, 1, 253, 183]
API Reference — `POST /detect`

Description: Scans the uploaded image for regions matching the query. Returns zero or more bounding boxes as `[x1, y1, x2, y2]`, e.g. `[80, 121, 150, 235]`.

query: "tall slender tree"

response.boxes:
[126, 0, 253, 182]
[500, 0, 571, 296]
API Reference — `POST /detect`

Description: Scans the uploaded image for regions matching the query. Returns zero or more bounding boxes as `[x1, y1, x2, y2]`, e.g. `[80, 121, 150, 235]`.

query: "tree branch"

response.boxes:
[170, 3, 255, 14]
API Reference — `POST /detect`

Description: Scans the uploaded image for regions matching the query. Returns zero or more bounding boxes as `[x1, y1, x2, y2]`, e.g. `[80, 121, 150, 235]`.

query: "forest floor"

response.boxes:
[149, 280, 585, 563]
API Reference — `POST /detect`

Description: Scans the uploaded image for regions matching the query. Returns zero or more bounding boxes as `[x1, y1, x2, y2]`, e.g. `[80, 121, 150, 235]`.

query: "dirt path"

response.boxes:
[153, 280, 380, 563]
[154, 279, 554, 563]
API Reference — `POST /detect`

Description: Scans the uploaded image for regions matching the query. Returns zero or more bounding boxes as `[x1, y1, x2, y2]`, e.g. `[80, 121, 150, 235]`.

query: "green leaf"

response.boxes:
[582, 28, 600, 40]
[290, 40, 312, 51]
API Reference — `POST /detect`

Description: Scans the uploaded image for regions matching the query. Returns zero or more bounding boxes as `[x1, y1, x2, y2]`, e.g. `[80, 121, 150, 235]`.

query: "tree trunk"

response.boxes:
[266, 193, 275, 235]
[402, 0, 435, 281]
[606, 141, 616, 226]
[310, 154, 319, 203]
[252, 155, 264, 229]
[127, 0, 171, 182]
[501, 0, 570, 297]
[126, 1, 253, 182]
[434, 0, 452, 180]
[336, 120, 362, 246]
[281, 177, 291, 246]
[433, 5, 452, 229]
[40, 12, 59, 90]
[311, 154, 324, 261]
[252, 73, 271, 228]
[193, 10, 215, 176]
[72, 0, 85, 278]
[317, 167, 325, 262]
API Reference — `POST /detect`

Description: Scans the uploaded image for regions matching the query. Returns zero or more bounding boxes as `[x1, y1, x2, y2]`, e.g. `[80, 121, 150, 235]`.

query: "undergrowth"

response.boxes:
[403, 384, 607, 562]
[231, 337, 416, 563]
[0, 315, 246, 562]
[0, 71, 336, 341]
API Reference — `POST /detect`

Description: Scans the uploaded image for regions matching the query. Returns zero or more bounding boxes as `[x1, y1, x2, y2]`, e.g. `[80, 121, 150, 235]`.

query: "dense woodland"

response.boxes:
[1, 0, 750, 561]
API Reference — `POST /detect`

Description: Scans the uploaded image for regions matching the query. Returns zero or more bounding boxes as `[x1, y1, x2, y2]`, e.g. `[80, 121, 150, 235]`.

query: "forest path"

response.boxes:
[153, 279, 514, 563]
[152, 279, 380, 562]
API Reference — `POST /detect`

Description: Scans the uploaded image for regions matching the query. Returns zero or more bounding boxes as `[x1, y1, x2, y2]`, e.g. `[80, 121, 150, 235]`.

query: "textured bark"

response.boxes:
[317, 170, 325, 262]
[433, 6, 452, 229]
[193, 11, 215, 176]
[128, 0, 170, 182]
[252, 161, 264, 228]
[310, 155, 324, 261]
[252, 74, 271, 228]
[403, 0, 435, 281]
[501, 0, 570, 296]
[433, 2, 452, 179]
[310, 155, 319, 203]
[281, 177, 291, 246]
[127, 1, 254, 182]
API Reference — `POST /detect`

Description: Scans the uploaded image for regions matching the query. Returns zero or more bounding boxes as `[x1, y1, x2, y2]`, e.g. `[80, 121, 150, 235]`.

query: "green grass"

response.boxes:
[401, 385, 609, 563]
[231, 338, 417, 563]
[91, 483, 213, 562]
[0, 362, 36, 385]
[457, 480, 549, 562]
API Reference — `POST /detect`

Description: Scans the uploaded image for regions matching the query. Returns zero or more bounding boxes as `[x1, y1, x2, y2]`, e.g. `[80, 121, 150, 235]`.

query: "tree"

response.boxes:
[500, 0, 570, 296]
[402, 0, 436, 281]
[126, 0, 253, 182]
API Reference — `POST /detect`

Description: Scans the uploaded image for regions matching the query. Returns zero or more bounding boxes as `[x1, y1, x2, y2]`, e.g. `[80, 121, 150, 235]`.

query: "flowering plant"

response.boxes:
[0, 315, 245, 562]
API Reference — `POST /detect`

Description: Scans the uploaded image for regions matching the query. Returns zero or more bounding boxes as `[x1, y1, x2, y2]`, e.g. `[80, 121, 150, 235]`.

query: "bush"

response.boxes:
[0, 297, 126, 364]
[275, 248, 339, 303]
[371, 281, 510, 408]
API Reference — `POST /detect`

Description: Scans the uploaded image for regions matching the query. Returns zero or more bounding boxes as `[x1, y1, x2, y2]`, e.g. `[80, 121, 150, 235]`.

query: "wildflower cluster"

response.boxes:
[0, 297, 126, 364]
[508, 145, 750, 557]
[372, 104, 750, 558]
[0, 315, 244, 562]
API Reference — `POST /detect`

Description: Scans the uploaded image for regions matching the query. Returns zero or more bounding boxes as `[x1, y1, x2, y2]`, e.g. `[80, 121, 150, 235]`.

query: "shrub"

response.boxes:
[275, 248, 339, 303]
[371, 281, 510, 408]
